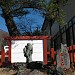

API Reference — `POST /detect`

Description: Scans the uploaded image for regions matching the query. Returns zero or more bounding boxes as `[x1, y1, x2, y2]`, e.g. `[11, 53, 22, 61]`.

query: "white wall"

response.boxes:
[11, 40, 44, 63]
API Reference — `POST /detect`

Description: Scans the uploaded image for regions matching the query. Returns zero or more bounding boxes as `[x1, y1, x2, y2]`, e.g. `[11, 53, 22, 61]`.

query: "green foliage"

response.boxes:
[0, 0, 67, 23]
[57, 9, 66, 26]
[38, 0, 67, 25]
[0, 0, 68, 21]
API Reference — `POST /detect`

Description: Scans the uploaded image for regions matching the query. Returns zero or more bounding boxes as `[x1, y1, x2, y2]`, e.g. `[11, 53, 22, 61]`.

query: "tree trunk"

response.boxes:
[1, 4, 20, 36]
[2, 11, 20, 36]
[0, 0, 43, 36]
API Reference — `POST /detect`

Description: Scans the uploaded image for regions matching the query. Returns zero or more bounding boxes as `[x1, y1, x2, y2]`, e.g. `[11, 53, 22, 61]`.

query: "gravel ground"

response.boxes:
[0, 64, 75, 75]
[0, 68, 17, 75]
[0, 68, 47, 75]
[0, 68, 75, 75]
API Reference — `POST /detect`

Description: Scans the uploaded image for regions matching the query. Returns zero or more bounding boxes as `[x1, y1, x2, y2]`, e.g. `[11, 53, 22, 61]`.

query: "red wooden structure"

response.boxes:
[0, 36, 52, 65]
[0, 36, 75, 67]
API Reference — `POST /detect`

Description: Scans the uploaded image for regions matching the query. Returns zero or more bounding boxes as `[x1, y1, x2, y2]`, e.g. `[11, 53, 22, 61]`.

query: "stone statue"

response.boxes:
[56, 43, 70, 69]
[23, 43, 33, 63]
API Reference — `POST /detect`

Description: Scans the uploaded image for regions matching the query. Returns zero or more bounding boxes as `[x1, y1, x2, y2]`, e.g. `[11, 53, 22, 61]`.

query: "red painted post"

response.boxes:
[74, 53, 75, 63]
[0, 62, 2, 66]
[70, 46, 72, 51]
[73, 45, 75, 50]
[54, 61, 56, 65]
[73, 45, 75, 63]
[43, 39, 47, 64]
[0, 50, 2, 66]
[1, 49, 5, 63]
[8, 40, 11, 62]
[51, 48, 55, 60]
[51, 48, 56, 65]
[70, 53, 73, 63]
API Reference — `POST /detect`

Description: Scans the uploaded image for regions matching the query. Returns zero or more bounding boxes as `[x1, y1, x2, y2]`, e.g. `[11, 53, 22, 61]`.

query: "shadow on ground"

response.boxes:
[26, 62, 43, 70]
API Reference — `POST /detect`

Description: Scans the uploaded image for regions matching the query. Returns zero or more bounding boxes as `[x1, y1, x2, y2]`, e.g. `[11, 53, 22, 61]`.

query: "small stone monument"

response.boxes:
[57, 43, 70, 69]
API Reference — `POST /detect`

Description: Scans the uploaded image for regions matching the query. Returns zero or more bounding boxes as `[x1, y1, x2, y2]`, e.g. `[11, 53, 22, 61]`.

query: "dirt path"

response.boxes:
[0, 68, 17, 75]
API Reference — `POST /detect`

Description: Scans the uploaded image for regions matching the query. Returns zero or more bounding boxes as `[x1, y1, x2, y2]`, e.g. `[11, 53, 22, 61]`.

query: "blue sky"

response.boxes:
[0, 8, 44, 32]
[0, 16, 8, 32]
